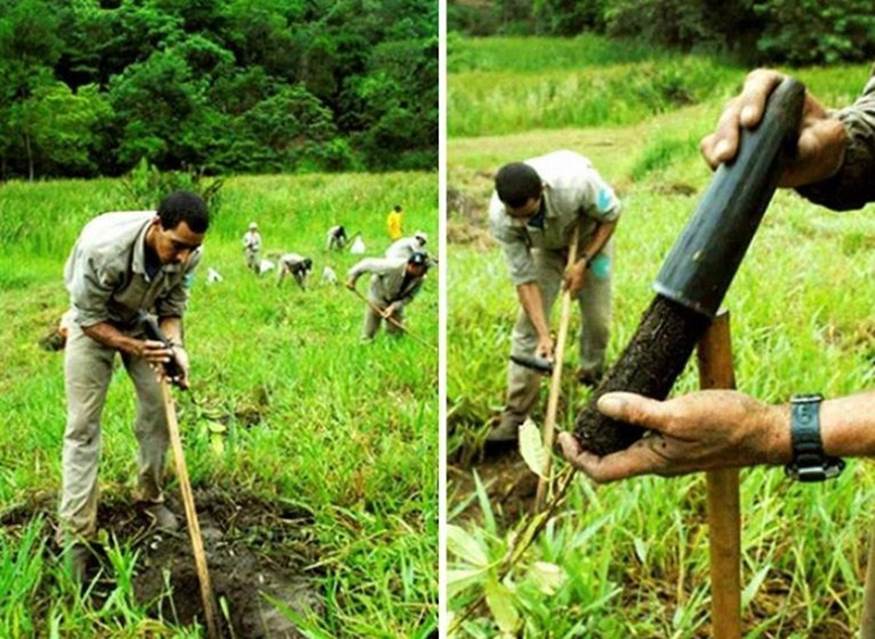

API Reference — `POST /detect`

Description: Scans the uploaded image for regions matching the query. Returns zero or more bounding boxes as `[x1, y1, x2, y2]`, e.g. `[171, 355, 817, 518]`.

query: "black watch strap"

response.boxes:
[784, 394, 844, 482]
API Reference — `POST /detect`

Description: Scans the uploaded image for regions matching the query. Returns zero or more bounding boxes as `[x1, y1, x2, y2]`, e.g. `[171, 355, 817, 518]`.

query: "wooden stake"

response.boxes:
[860, 524, 875, 638]
[160, 380, 220, 639]
[696, 311, 741, 639]
[534, 225, 580, 512]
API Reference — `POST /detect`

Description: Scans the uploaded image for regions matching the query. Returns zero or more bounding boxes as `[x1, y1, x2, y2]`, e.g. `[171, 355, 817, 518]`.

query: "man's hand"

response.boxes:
[536, 334, 554, 361]
[345, 278, 356, 291]
[558, 390, 790, 482]
[148, 346, 190, 389]
[563, 259, 587, 296]
[700, 69, 847, 188]
[383, 302, 400, 319]
[137, 339, 174, 365]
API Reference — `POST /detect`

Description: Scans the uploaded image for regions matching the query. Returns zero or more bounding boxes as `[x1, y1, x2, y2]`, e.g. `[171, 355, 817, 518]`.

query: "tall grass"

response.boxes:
[449, 34, 872, 138]
[0, 172, 438, 637]
[449, 41, 875, 637]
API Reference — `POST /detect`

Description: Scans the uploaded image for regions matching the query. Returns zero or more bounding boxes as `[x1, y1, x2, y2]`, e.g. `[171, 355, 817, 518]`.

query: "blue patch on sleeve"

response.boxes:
[596, 187, 615, 215]
[183, 273, 195, 289]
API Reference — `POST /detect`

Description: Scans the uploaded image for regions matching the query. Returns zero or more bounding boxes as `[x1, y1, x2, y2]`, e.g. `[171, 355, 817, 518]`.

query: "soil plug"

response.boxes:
[574, 78, 805, 455]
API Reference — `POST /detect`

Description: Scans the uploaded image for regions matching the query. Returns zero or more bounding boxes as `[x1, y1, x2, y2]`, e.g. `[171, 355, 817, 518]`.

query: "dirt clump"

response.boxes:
[1, 489, 322, 639]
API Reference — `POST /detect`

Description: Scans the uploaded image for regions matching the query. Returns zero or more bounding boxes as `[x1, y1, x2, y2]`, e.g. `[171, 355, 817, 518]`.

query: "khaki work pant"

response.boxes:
[59, 323, 169, 540]
[363, 298, 405, 339]
[245, 249, 260, 272]
[500, 239, 613, 430]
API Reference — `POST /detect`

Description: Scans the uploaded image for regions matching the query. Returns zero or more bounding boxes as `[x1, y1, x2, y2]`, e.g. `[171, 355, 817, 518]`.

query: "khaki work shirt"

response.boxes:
[489, 150, 621, 285]
[348, 257, 424, 307]
[64, 211, 202, 328]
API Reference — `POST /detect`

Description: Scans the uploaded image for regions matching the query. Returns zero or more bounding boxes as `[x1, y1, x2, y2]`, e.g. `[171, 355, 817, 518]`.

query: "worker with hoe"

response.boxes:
[242, 221, 261, 273]
[560, 69, 875, 482]
[488, 149, 621, 443]
[59, 191, 209, 578]
[346, 251, 430, 341]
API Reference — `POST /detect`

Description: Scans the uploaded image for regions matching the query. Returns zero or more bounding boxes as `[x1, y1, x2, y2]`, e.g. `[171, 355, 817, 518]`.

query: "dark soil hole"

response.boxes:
[1, 488, 323, 638]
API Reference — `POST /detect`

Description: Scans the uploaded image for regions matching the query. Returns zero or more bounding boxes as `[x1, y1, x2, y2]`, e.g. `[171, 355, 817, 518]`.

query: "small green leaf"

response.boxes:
[485, 578, 519, 633]
[633, 537, 648, 564]
[530, 561, 565, 595]
[210, 433, 225, 455]
[446, 524, 488, 567]
[447, 567, 486, 596]
[519, 418, 547, 478]
[206, 420, 227, 434]
[742, 564, 770, 609]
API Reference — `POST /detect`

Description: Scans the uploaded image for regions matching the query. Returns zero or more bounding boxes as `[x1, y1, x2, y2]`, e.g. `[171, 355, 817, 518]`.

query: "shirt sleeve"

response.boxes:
[348, 257, 398, 281]
[796, 75, 875, 211]
[155, 249, 202, 318]
[489, 192, 538, 286]
[67, 248, 120, 327]
[575, 170, 622, 223]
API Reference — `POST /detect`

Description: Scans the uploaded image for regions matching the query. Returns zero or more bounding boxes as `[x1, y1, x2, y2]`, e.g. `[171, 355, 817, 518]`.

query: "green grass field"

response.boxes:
[0, 172, 438, 637]
[448, 35, 875, 637]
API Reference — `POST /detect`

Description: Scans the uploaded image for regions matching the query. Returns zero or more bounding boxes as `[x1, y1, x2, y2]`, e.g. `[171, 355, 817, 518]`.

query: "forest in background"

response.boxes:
[449, 0, 875, 66]
[0, 0, 438, 180]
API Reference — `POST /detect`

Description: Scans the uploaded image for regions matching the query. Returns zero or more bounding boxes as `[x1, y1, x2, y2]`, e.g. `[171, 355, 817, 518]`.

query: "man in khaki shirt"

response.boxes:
[60, 191, 208, 578]
[489, 150, 620, 442]
[346, 251, 429, 340]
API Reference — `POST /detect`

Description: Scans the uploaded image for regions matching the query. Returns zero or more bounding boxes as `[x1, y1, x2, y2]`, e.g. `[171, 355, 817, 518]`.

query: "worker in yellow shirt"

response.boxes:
[386, 204, 403, 240]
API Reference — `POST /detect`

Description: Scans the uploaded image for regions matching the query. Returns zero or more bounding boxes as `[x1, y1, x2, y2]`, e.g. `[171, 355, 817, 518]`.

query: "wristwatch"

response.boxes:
[784, 394, 845, 482]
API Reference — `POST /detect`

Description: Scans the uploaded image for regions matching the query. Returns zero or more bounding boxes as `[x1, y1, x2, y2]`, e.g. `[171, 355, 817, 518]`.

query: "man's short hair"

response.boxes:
[158, 191, 209, 233]
[394, 204, 402, 212]
[495, 163, 542, 209]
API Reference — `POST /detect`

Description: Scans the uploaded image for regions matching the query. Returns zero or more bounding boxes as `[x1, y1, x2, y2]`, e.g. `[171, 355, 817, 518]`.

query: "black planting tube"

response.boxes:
[574, 78, 805, 456]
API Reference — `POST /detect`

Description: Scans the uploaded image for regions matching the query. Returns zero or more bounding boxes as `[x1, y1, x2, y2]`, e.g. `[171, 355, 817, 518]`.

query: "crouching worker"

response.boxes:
[59, 191, 209, 580]
[277, 253, 313, 289]
[346, 251, 429, 340]
[326, 224, 348, 250]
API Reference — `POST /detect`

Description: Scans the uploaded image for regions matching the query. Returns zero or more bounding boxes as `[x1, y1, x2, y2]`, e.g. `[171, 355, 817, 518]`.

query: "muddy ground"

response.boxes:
[1, 488, 322, 638]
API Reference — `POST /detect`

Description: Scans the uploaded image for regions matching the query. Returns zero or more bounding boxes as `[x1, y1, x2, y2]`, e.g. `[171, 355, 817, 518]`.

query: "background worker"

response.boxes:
[561, 68, 875, 482]
[386, 231, 427, 259]
[326, 224, 348, 250]
[387, 204, 404, 240]
[346, 251, 429, 340]
[488, 149, 621, 443]
[60, 191, 208, 577]
[277, 253, 313, 289]
[242, 222, 262, 273]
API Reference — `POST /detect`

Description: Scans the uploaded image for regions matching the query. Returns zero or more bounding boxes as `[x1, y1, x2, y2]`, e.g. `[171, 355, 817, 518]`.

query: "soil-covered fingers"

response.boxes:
[557, 431, 671, 482]
[596, 393, 676, 434]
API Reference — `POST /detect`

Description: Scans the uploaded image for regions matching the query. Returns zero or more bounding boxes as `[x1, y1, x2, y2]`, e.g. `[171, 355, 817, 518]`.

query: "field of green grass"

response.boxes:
[448, 34, 867, 138]
[0, 172, 438, 637]
[448, 35, 875, 637]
